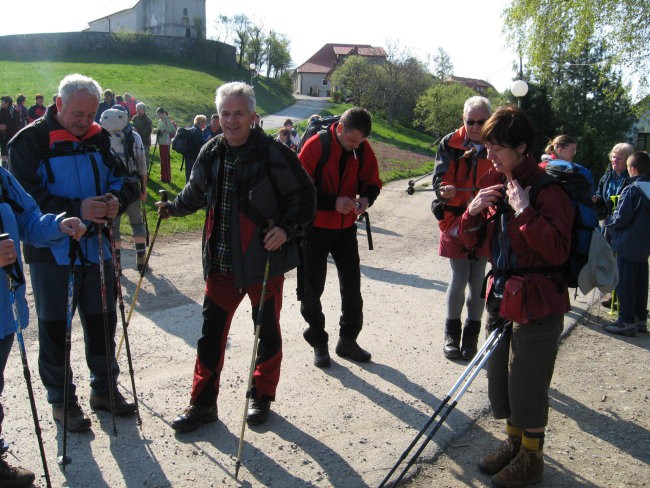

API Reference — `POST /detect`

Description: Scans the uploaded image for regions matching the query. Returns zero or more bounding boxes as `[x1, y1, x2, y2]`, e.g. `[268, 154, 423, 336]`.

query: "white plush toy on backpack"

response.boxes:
[99, 108, 146, 178]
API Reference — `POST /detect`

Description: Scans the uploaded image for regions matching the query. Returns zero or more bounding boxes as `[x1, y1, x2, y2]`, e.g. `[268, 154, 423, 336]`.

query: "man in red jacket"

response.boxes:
[298, 107, 382, 368]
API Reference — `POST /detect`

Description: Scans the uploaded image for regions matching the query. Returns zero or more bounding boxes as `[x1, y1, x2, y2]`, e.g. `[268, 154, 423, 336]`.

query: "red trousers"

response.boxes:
[159, 144, 171, 183]
[190, 272, 284, 406]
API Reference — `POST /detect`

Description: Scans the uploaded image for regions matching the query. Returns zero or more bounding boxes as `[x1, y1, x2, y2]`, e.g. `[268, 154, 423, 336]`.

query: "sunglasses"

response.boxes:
[466, 119, 487, 126]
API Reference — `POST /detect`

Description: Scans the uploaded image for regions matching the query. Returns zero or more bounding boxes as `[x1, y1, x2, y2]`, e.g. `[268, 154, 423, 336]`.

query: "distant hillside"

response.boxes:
[0, 57, 293, 126]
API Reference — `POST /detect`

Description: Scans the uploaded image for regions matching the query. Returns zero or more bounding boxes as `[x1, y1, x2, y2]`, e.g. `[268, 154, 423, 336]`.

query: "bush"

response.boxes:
[332, 91, 342, 103]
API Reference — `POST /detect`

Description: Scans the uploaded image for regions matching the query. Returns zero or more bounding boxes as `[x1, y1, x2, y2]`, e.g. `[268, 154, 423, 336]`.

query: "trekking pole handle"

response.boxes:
[159, 189, 168, 202]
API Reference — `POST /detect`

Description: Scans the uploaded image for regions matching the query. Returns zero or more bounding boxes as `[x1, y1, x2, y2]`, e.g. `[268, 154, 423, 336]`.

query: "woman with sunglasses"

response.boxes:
[432, 96, 492, 361]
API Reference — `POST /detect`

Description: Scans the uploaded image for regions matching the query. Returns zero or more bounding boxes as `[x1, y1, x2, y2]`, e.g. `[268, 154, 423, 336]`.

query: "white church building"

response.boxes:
[85, 0, 206, 38]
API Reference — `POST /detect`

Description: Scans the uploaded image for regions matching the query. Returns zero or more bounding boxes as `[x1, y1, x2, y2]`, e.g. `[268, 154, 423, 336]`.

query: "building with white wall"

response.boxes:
[85, 0, 206, 38]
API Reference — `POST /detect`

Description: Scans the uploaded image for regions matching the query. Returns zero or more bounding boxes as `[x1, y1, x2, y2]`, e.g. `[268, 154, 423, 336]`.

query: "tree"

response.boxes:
[329, 55, 376, 107]
[264, 31, 292, 78]
[245, 23, 265, 71]
[430, 47, 454, 82]
[212, 15, 233, 44]
[503, 0, 650, 87]
[413, 83, 477, 140]
[232, 14, 251, 70]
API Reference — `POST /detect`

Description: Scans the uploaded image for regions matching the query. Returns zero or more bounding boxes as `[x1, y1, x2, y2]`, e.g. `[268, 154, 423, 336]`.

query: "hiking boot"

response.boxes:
[52, 401, 92, 432]
[0, 454, 35, 488]
[171, 404, 218, 432]
[491, 446, 544, 488]
[90, 389, 137, 416]
[479, 436, 521, 475]
[635, 321, 648, 334]
[335, 337, 371, 362]
[246, 398, 271, 426]
[443, 318, 462, 359]
[313, 343, 331, 368]
[603, 321, 637, 337]
[460, 319, 481, 361]
[136, 252, 147, 273]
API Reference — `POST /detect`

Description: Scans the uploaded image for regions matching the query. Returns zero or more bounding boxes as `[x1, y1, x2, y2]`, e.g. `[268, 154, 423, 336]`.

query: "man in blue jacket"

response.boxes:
[9, 74, 139, 432]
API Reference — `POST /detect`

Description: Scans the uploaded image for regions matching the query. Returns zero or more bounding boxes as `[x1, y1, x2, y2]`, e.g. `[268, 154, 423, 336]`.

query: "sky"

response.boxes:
[0, 0, 520, 93]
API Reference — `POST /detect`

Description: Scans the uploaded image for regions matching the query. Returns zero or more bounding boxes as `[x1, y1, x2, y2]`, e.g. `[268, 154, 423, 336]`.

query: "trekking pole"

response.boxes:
[405, 172, 434, 195]
[0, 234, 52, 487]
[117, 190, 168, 358]
[379, 323, 508, 488]
[148, 141, 158, 177]
[235, 252, 271, 479]
[141, 201, 150, 247]
[106, 219, 142, 426]
[361, 211, 373, 250]
[58, 237, 77, 469]
[97, 224, 118, 435]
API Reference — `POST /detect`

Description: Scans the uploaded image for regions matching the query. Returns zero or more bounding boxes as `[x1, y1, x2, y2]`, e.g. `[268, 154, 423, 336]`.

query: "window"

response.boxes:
[322, 79, 328, 86]
[183, 8, 188, 15]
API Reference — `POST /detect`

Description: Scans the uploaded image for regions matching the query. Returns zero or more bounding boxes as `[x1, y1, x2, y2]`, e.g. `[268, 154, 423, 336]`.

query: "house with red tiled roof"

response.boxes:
[445, 75, 495, 95]
[293, 43, 387, 97]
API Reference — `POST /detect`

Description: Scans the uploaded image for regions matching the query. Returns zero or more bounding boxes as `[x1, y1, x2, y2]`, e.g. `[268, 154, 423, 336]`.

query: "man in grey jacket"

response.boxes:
[157, 82, 315, 432]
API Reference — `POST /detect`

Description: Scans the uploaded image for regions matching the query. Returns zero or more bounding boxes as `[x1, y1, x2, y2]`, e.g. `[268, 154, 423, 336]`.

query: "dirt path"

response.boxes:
[2, 178, 647, 487]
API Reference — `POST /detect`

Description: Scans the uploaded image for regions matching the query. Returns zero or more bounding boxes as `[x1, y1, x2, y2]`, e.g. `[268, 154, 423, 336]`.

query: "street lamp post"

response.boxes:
[249, 63, 256, 85]
[511, 79, 529, 108]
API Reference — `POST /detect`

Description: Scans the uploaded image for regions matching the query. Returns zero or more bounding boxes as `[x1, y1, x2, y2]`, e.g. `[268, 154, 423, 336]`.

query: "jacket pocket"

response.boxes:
[499, 275, 528, 324]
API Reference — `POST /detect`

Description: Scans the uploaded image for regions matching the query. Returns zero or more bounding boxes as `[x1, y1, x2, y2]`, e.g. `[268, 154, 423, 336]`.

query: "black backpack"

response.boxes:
[172, 126, 192, 155]
[297, 115, 340, 152]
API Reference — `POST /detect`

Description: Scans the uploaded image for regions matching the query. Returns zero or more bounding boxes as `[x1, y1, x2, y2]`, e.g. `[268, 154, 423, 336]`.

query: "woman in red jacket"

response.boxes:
[460, 106, 573, 488]
[433, 96, 492, 361]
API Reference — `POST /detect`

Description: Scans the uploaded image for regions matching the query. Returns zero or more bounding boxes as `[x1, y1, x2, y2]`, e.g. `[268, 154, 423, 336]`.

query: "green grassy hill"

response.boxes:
[0, 59, 292, 126]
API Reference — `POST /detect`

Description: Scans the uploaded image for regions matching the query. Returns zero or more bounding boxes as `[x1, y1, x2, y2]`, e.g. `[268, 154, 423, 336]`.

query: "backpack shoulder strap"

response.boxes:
[529, 173, 560, 207]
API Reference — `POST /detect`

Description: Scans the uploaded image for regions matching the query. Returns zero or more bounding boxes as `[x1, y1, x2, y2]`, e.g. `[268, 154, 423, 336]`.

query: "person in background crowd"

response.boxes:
[203, 113, 222, 141]
[131, 102, 153, 168]
[461, 105, 573, 488]
[183, 114, 207, 182]
[0, 97, 21, 167]
[155, 107, 176, 183]
[14, 95, 28, 129]
[123, 93, 138, 118]
[283, 118, 300, 147]
[0, 165, 85, 488]
[27, 94, 47, 123]
[298, 107, 382, 368]
[603, 151, 650, 337]
[433, 96, 492, 361]
[277, 127, 297, 152]
[540, 135, 577, 167]
[95, 89, 116, 122]
[157, 81, 315, 432]
[593, 142, 633, 221]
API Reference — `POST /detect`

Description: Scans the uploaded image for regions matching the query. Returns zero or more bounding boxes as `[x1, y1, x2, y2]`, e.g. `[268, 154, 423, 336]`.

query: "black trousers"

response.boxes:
[300, 225, 363, 347]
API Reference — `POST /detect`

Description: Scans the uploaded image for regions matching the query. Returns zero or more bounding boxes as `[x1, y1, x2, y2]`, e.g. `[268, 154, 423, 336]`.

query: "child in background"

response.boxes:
[604, 151, 650, 336]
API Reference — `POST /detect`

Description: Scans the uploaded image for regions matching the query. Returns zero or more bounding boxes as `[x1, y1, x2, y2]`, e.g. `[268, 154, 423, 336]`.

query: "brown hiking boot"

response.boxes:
[491, 446, 544, 488]
[52, 401, 92, 432]
[0, 454, 35, 487]
[478, 435, 521, 475]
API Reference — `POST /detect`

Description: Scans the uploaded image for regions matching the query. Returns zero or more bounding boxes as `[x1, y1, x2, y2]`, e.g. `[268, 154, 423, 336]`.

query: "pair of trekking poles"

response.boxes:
[378, 319, 509, 487]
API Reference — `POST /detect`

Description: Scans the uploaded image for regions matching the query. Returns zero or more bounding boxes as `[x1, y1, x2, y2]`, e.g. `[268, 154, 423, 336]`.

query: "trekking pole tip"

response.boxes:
[57, 455, 72, 466]
[234, 461, 241, 479]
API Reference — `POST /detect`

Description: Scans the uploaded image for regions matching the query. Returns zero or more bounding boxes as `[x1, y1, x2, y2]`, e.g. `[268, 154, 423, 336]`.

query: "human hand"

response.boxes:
[506, 179, 531, 214]
[155, 200, 171, 219]
[335, 196, 357, 215]
[437, 185, 456, 200]
[81, 196, 112, 224]
[263, 225, 288, 251]
[0, 237, 17, 267]
[467, 184, 506, 217]
[59, 218, 87, 240]
[103, 193, 119, 218]
[354, 197, 369, 216]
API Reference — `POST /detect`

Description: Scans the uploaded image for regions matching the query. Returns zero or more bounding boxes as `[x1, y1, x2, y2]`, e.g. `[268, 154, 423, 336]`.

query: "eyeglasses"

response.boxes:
[466, 119, 487, 126]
